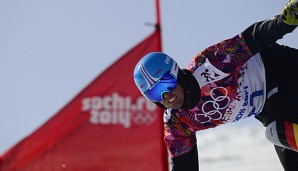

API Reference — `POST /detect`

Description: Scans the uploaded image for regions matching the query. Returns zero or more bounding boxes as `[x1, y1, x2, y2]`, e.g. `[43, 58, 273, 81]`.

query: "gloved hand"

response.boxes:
[281, 0, 298, 25]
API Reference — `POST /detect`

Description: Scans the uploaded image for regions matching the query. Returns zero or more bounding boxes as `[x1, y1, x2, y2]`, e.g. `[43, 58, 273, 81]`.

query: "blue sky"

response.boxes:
[0, 1, 297, 170]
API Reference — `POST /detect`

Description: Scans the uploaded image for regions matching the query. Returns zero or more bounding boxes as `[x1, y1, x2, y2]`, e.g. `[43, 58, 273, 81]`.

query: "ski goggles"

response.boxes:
[144, 72, 178, 102]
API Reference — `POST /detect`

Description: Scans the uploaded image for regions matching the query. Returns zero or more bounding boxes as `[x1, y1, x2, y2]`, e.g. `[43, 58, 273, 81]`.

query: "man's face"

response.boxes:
[159, 82, 184, 109]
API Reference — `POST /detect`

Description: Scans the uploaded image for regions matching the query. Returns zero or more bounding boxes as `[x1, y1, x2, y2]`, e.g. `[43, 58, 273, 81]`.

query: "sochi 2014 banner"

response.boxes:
[0, 28, 168, 171]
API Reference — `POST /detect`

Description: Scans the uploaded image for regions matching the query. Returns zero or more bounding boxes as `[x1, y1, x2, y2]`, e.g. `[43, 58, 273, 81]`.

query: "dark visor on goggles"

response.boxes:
[144, 72, 177, 102]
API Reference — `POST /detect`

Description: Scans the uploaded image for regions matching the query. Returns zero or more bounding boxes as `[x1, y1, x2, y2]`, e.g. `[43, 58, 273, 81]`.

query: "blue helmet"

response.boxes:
[133, 52, 180, 95]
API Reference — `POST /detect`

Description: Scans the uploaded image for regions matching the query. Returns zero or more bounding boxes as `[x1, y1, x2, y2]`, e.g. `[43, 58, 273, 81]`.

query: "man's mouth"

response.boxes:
[168, 96, 176, 103]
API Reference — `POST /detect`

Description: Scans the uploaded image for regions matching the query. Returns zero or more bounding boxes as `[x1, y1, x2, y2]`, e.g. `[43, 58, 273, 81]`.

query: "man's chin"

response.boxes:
[171, 102, 183, 109]
[171, 106, 180, 109]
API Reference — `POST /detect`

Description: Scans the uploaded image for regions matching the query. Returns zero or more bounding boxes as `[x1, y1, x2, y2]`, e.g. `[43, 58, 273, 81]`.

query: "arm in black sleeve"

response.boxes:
[242, 15, 296, 54]
[171, 144, 199, 171]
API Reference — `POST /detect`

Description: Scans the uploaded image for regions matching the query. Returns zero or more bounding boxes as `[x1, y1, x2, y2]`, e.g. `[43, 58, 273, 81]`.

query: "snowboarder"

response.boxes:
[133, 0, 298, 170]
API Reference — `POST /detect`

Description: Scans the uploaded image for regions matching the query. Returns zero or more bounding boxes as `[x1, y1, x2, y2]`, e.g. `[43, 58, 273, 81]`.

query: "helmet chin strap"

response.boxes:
[181, 88, 190, 109]
[178, 69, 201, 110]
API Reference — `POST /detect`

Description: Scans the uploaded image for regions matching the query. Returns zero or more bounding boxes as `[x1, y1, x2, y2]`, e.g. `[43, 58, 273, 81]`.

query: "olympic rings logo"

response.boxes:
[195, 87, 230, 123]
[132, 112, 157, 125]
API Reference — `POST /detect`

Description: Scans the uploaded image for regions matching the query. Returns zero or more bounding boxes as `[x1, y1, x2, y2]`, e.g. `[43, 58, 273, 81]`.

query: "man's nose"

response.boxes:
[162, 92, 170, 100]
